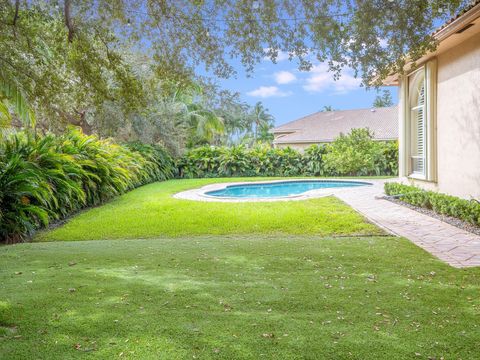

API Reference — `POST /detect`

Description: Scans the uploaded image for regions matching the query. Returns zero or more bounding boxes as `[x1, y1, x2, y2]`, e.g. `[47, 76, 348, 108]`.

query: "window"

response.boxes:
[408, 69, 426, 176]
[402, 60, 436, 181]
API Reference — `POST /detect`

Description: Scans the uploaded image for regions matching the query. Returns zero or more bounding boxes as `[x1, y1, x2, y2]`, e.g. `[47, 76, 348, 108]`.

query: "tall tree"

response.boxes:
[0, 3, 143, 132]
[0, 1, 472, 141]
[321, 105, 336, 112]
[1, 1, 470, 93]
[250, 102, 274, 141]
[373, 90, 394, 108]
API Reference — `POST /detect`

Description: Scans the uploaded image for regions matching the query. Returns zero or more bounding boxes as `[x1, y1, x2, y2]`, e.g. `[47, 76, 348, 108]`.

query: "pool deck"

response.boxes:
[175, 179, 480, 268]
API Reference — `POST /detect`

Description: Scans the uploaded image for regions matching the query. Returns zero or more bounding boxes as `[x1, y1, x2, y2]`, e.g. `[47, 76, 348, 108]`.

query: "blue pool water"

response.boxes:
[205, 180, 370, 198]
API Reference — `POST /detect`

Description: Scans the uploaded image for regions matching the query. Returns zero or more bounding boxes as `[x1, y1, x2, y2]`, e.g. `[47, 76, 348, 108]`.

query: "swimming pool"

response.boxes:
[204, 180, 370, 199]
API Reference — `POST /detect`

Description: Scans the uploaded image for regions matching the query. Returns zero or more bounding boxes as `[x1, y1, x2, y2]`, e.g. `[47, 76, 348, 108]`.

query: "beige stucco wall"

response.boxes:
[405, 31, 480, 199]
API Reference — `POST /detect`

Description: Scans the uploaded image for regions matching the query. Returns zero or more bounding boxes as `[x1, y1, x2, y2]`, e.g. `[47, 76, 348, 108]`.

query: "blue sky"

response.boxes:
[212, 51, 398, 127]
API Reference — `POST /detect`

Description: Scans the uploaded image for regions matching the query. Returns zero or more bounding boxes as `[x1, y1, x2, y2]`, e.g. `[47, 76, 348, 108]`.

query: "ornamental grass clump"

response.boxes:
[0, 128, 174, 243]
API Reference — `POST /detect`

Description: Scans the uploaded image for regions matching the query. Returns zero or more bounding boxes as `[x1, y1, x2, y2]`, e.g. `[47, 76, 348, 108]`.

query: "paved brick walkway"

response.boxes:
[334, 181, 480, 268]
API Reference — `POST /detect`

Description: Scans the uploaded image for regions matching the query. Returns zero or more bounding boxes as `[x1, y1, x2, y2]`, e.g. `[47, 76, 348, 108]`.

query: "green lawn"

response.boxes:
[2, 178, 479, 359]
[37, 178, 383, 241]
[1, 236, 479, 359]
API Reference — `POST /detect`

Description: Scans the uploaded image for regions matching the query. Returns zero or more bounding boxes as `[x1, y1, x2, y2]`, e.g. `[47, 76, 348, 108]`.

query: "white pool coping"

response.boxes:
[173, 179, 376, 203]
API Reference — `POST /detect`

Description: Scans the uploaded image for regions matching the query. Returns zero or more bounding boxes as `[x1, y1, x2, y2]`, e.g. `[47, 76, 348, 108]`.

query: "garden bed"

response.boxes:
[387, 197, 480, 236]
[384, 182, 480, 236]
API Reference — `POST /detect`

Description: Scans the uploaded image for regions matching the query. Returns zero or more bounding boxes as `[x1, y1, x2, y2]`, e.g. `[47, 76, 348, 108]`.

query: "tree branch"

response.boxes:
[64, 0, 75, 42]
[12, 0, 20, 38]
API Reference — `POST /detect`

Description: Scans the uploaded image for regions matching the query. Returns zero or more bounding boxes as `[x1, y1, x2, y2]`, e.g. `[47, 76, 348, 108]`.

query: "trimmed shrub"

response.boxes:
[384, 182, 480, 227]
[323, 128, 395, 176]
[179, 130, 398, 179]
[0, 128, 174, 243]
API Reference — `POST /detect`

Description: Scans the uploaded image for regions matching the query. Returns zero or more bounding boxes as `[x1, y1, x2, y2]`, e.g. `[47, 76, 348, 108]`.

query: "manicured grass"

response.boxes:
[37, 178, 383, 242]
[5, 177, 477, 358]
[1, 236, 479, 359]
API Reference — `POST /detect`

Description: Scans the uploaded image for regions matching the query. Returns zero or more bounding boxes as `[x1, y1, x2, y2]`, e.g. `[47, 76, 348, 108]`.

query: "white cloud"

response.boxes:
[247, 86, 292, 98]
[273, 71, 297, 84]
[303, 63, 361, 94]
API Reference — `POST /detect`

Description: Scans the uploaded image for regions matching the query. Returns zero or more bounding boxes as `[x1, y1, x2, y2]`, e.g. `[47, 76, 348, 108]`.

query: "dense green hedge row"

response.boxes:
[384, 183, 480, 226]
[0, 129, 175, 243]
[179, 129, 398, 178]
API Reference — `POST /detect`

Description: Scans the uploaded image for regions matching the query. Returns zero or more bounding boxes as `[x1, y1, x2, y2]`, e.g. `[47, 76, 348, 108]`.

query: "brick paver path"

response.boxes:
[334, 181, 480, 268]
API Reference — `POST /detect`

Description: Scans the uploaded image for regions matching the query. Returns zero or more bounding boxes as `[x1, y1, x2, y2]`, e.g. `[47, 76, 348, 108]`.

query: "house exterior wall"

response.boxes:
[400, 31, 480, 199]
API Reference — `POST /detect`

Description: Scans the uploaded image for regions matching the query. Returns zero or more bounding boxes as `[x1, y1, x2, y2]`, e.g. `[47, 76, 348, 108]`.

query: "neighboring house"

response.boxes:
[272, 106, 398, 151]
[383, 1, 480, 199]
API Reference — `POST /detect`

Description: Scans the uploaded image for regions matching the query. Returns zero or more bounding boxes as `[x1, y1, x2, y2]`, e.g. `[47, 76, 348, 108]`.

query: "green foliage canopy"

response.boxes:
[0, 0, 469, 117]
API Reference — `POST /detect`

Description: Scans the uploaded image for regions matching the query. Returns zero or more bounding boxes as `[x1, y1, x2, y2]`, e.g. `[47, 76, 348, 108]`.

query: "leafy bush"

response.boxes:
[219, 146, 250, 177]
[384, 182, 480, 227]
[0, 129, 174, 243]
[381, 141, 399, 176]
[179, 129, 398, 178]
[177, 146, 224, 178]
[303, 144, 328, 176]
[179, 145, 307, 178]
[323, 128, 395, 176]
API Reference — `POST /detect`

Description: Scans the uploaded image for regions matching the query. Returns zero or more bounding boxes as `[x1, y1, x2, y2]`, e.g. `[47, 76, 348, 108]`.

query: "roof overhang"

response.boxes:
[382, 2, 480, 86]
[271, 129, 299, 134]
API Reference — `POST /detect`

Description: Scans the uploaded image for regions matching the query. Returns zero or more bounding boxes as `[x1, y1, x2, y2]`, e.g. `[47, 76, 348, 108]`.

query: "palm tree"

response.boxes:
[155, 87, 224, 148]
[0, 74, 35, 136]
[187, 103, 224, 145]
[251, 102, 274, 141]
[321, 105, 335, 112]
[256, 122, 274, 143]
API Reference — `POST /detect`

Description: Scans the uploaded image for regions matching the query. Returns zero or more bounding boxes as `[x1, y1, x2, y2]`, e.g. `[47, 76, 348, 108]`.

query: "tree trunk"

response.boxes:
[64, 0, 75, 42]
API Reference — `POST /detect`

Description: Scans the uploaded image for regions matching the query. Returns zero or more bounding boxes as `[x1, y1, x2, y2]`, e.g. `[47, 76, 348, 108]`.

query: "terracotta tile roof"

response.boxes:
[433, 0, 480, 36]
[273, 106, 398, 144]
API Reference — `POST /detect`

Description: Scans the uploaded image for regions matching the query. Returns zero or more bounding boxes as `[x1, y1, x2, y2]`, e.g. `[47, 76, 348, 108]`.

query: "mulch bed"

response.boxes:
[386, 198, 480, 237]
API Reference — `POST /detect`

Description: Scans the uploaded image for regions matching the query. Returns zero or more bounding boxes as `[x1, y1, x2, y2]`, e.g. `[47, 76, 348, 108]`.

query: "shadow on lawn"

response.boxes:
[1, 237, 480, 359]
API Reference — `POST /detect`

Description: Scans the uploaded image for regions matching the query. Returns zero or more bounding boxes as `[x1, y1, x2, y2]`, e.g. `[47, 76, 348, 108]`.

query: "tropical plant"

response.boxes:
[321, 105, 336, 112]
[250, 102, 274, 142]
[0, 139, 53, 243]
[303, 144, 328, 176]
[177, 146, 224, 178]
[0, 74, 35, 134]
[179, 131, 398, 179]
[0, 128, 174, 243]
[219, 146, 250, 177]
[186, 103, 225, 147]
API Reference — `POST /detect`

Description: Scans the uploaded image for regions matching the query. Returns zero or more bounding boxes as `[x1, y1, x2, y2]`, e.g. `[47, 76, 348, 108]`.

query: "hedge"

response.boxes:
[179, 129, 398, 178]
[0, 129, 175, 243]
[384, 182, 480, 227]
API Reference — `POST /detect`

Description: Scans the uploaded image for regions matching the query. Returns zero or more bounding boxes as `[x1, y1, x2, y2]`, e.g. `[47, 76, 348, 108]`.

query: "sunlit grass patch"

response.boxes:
[37, 178, 383, 242]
